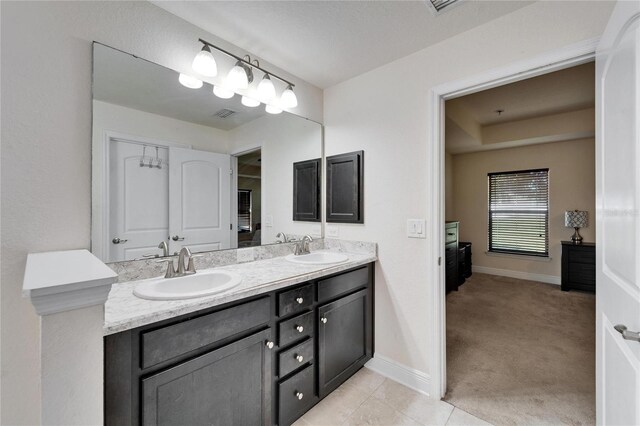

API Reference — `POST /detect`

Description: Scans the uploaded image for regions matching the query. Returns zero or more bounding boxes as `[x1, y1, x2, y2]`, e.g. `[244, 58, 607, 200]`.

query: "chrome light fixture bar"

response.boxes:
[192, 38, 298, 110]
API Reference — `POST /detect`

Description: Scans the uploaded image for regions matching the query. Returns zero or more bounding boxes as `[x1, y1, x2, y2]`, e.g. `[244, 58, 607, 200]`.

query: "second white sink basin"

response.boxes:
[285, 252, 349, 265]
[133, 270, 242, 300]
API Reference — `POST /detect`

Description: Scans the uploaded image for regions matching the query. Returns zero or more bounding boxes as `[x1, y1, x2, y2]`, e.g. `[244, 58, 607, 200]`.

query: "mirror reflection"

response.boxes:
[91, 43, 322, 262]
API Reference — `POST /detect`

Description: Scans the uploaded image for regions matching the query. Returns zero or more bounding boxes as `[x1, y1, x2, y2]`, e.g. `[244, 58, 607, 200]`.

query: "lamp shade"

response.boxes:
[565, 210, 588, 228]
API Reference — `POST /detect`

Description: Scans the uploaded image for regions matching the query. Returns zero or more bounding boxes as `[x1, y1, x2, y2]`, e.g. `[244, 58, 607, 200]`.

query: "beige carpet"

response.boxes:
[445, 273, 595, 425]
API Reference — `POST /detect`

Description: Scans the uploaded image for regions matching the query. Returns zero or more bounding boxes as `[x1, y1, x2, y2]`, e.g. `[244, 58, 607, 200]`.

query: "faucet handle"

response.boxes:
[156, 258, 176, 278]
[187, 254, 203, 274]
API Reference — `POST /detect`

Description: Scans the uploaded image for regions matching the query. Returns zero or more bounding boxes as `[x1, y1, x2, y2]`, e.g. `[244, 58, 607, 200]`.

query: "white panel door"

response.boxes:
[109, 141, 169, 261]
[169, 147, 231, 254]
[596, 2, 640, 425]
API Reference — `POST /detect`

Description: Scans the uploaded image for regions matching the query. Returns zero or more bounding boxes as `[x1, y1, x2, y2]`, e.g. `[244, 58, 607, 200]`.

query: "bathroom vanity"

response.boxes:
[104, 254, 374, 426]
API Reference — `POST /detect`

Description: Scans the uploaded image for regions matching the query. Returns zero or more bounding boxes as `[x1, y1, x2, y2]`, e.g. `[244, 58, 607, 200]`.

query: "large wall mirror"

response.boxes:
[91, 43, 323, 263]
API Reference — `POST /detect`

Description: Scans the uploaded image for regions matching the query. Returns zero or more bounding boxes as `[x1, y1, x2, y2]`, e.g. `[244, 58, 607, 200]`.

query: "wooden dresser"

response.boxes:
[561, 241, 596, 293]
[445, 221, 459, 293]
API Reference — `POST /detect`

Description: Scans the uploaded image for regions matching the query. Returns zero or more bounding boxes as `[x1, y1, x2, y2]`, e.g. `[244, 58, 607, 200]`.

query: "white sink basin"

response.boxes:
[133, 270, 242, 300]
[285, 252, 349, 265]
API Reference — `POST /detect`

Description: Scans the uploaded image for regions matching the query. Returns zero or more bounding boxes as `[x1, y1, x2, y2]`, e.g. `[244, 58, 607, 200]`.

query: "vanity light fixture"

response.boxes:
[178, 73, 203, 89]
[281, 84, 298, 108]
[213, 85, 235, 99]
[192, 38, 299, 108]
[265, 104, 283, 114]
[241, 96, 261, 108]
[258, 74, 276, 102]
[192, 44, 218, 77]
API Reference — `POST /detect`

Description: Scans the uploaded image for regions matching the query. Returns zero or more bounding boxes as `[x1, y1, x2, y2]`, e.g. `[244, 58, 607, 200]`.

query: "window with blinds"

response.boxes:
[488, 169, 549, 257]
[238, 190, 252, 232]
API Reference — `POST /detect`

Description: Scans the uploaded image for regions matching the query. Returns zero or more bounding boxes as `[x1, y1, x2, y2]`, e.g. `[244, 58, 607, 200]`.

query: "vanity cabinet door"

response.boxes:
[317, 289, 371, 397]
[141, 329, 272, 426]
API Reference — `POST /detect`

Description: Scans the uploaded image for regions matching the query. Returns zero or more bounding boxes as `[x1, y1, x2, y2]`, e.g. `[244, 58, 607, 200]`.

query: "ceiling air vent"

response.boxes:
[213, 108, 237, 119]
[427, 0, 460, 14]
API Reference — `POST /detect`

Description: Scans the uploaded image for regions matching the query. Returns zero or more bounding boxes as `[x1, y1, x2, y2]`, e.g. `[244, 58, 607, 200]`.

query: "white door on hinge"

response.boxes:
[169, 146, 231, 255]
[109, 140, 169, 262]
[596, 2, 640, 425]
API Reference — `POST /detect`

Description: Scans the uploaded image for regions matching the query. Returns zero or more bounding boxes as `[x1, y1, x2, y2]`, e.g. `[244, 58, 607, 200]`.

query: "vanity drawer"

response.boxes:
[279, 364, 315, 426]
[141, 297, 270, 369]
[278, 284, 314, 317]
[317, 266, 369, 303]
[279, 338, 314, 378]
[279, 310, 314, 348]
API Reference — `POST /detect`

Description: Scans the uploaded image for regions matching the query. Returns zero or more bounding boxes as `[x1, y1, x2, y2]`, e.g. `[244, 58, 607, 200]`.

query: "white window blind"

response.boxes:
[238, 189, 252, 232]
[488, 169, 549, 257]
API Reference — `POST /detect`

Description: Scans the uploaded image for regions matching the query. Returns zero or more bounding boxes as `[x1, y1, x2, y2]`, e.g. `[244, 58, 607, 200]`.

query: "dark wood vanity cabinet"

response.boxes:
[105, 263, 374, 426]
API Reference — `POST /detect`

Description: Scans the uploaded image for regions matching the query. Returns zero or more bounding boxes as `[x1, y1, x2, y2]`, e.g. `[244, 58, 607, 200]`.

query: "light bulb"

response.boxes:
[257, 74, 276, 102]
[192, 45, 217, 77]
[227, 61, 249, 89]
[241, 96, 260, 107]
[178, 73, 203, 89]
[265, 104, 283, 114]
[281, 84, 298, 108]
[213, 85, 235, 99]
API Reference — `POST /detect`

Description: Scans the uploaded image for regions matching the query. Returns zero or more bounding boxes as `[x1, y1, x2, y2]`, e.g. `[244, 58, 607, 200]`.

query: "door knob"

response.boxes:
[172, 235, 185, 241]
[614, 324, 640, 342]
[112, 237, 128, 244]
[320, 317, 328, 324]
[265, 341, 274, 349]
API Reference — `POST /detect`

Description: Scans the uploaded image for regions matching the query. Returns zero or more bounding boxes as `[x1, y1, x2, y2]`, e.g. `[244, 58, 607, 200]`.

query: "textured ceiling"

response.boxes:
[152, 0, 534, 89]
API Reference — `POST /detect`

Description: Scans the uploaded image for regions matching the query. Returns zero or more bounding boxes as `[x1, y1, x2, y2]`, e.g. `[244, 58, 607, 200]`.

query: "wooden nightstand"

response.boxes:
[561, 241, 596, 293]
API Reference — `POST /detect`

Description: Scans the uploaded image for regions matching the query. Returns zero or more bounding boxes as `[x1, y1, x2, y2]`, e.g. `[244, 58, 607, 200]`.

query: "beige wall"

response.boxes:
[324, 1, 611, 374]
[452, 138, 596, 279]
[0, 2, 322, 423]
[445, 152, 455, 220]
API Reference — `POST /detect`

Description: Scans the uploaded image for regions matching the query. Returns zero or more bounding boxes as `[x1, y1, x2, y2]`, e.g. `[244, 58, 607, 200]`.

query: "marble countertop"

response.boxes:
[104, 250, 376, 335]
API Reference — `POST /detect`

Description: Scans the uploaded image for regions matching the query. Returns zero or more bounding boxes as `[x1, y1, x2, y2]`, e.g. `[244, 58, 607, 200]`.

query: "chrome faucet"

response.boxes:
[156, 246, 201, 278]
[158, 241, 169, 257]
[294, 235, 313, 255]
[276, 232, 288, 244]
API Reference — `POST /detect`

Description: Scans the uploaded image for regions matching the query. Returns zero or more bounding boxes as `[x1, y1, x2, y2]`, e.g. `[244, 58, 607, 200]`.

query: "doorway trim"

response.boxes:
[426, 37, 600, 399]
[230, 145, 263, 249]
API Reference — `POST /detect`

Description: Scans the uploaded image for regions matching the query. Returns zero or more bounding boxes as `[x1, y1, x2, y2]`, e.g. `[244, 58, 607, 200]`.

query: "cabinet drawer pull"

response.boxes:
[295, 325, 304, 333]
[295, 354, 304, 363]
[296, 297, 304, 304]
[320, 317, 328, 324]
[295, 391, 304, 400]
[265, 341, 274, 349]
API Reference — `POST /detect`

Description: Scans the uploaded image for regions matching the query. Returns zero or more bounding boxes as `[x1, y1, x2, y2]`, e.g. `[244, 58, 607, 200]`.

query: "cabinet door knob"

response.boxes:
[295, 354, 304, 363]
[296, 297, 304, 304]
[295, 391, 304, 400]
[295, 325, 304, 333]
[265, 341, 274, 349]
[320, 317, 328, 324]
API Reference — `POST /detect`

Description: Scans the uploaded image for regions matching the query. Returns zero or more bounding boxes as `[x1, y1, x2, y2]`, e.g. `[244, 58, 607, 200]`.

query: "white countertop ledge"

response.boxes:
[23, 249, 118, 315]
[105, 250, 376, 335]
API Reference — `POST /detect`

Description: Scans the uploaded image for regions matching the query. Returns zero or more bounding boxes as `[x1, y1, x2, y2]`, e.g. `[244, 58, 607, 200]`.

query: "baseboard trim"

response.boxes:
[472, 266, 561, 285]
[365, 354, 431, 396]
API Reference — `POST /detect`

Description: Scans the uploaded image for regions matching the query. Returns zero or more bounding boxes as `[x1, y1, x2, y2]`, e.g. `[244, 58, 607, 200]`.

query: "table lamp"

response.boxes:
[565, 210, 588, 244]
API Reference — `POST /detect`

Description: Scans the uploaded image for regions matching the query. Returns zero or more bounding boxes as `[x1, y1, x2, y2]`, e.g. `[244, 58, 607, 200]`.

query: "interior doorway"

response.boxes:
[235, 148, 262, 248]
[427, 39, 600, 425]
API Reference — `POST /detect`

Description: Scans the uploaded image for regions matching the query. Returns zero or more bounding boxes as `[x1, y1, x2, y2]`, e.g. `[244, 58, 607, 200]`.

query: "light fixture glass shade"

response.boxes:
[257, 74, 276, 101]
[281, 84, 298, 108]
[213, 85, 235, 99]
[564, 210, 588, 228]
[265, 104, 283, 114]
[227, 61, 249, 89]
[192, 45, 218, 77]
[241, 96, 260, 107]
[178, 73, 203, 89]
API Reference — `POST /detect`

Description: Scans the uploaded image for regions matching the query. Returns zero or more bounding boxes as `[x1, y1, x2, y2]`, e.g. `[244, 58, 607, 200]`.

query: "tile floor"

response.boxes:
[293, 368, 492, 426]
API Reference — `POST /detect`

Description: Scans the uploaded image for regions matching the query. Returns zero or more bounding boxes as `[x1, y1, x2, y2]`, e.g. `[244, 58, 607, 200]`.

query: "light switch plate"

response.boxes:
[265, 215, 273, 227]
[407, 219, 426, 238]
[326, 224, 340, 238]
